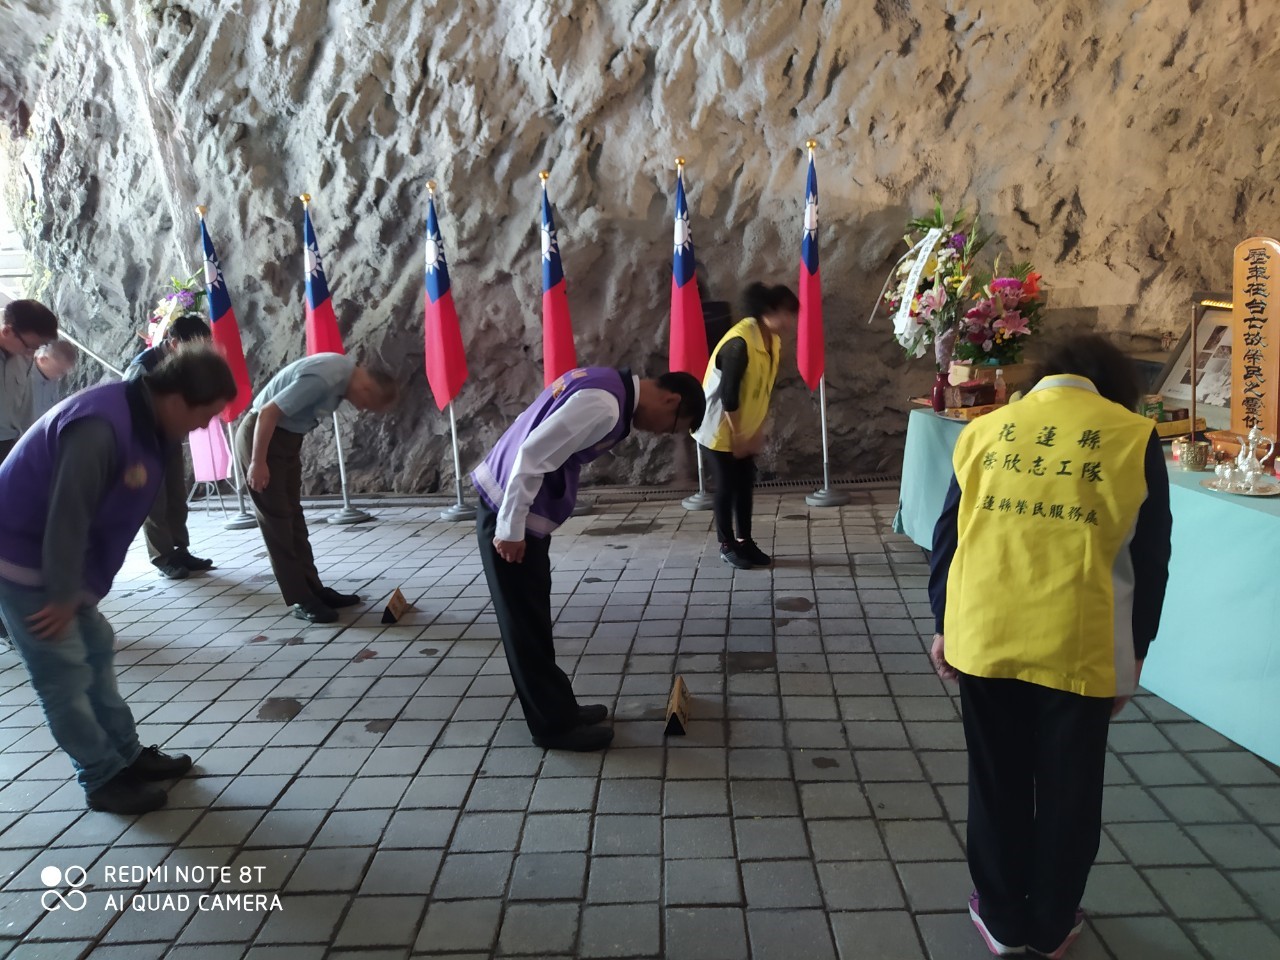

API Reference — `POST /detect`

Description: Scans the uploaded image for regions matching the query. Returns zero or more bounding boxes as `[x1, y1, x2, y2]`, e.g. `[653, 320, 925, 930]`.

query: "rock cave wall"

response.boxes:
[1, 0, 1277, 493]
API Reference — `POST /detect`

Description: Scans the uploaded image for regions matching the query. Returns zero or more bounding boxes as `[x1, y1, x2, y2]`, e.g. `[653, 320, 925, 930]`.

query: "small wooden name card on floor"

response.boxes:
[381, 588, 411, 624]
[664, 675, 691, 736]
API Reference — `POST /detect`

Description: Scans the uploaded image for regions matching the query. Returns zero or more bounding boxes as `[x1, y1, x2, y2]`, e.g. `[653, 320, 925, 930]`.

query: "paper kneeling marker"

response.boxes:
[664, 675, 690, 736]
[381, 588, 411, 624]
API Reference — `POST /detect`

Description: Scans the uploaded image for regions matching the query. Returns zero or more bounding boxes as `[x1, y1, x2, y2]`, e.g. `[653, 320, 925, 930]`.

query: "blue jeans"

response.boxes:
[0, 580, 141, 793]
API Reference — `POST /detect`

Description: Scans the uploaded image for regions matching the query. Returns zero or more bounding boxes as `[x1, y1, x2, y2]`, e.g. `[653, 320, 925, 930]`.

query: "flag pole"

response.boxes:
[223, 420, 258, 529]
[540, 170, 592, 518]
[194, 204, 257, 529]
[440, 401, 476, 521]
[326, 410, 374, 525]
[682, 444, 714, 510]
[806, 374, 848, 506]
[799, 141, 848, 508]
[297, 192, 373, 526]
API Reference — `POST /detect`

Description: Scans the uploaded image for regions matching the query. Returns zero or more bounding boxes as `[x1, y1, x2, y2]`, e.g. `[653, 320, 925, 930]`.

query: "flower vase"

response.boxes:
[930, 370, 948, 413]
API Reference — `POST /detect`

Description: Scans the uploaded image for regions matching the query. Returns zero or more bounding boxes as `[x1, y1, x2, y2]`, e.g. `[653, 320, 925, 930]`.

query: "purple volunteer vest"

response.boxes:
[471, 367, 635, 537]
[0, 381, 165, 600]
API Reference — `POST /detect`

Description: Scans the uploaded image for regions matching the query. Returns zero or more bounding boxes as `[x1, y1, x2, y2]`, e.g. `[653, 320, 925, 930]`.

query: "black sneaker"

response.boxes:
[578, 703, 609, 725]
[155, 559, 189, 580]
[174, 548, 214, 572]
[318, 586, 361, 608]
[720, 542, 753, 569]
[86, 771, 168, 814]
[533, 725, 614, 752]
[127, 745, 194, 781]
[738, 539, 772, 567]
[292, 599, 338, 624]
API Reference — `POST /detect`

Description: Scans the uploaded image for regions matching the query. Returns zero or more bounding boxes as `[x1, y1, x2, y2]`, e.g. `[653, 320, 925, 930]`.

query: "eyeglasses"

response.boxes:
[16, 333, 45, 356]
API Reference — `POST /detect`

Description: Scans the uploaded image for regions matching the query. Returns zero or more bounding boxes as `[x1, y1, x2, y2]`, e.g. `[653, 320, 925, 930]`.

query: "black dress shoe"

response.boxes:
[534, 725, 614, 752]
[578, 703, 609, 725]
[87, 772, 167, 814]
[737, 539, 772, 567]
[174, 548, 214, 572]
[155, 559, 189, 580]
[127, 745, 194, 781]
[292, 599, 338, 624]
[318, 586, 361, 608]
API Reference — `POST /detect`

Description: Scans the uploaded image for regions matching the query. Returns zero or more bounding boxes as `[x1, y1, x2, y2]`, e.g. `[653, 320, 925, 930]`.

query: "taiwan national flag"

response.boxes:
[540, 181, 576, 385]
[424, 192, 468, 410]
[669, 165, 709, 378]
[200, 217, 252, 421]
[797, 152, 824, 391]
[303, 206, 344, 356]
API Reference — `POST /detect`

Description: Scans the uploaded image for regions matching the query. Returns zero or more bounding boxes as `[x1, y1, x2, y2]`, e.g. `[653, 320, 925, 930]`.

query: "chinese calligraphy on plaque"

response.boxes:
[1232, 237, 1280, 441]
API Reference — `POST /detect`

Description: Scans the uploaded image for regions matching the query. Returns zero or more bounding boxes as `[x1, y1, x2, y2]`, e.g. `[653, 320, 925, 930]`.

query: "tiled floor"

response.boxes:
[1, 490, 1278, 959]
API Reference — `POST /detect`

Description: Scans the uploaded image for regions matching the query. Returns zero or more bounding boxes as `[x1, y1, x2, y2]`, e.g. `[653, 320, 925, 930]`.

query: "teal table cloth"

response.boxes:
[893, 407, 1280, 765]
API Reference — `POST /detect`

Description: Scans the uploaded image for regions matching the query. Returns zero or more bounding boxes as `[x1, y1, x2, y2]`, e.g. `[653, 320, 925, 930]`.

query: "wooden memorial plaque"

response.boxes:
[664, 675, 691, 736]
[1231, 237, 1280, 444]
[381, 588, 410, 624]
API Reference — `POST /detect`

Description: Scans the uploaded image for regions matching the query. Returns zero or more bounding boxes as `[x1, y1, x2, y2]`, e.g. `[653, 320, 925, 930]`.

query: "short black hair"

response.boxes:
[145, 342, 238, 407]
[657, 370, 706, 430]
[1035, 335, 1143, 410]
[742, 282, 799, 320]
[3, 299, 58, 339]
[168, 314, 212, 342]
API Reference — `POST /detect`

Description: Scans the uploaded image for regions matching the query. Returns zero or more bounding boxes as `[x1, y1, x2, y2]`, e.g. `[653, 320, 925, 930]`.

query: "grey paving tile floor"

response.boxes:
[0, 490, 1278, 959]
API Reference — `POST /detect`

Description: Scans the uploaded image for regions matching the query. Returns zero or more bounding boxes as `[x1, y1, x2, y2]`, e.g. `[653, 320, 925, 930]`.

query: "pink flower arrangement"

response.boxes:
[954, 266, 1044, 365]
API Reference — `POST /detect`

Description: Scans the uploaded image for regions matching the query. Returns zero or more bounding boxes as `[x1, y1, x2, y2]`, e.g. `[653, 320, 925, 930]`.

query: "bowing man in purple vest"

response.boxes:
[0, 345, 238, 814]
[473, 366, 706, 751]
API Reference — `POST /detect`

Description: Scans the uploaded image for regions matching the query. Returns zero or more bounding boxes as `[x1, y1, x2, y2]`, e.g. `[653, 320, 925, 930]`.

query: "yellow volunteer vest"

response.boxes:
[944, 376, 1155, 697]
[694, 318, 781, 452]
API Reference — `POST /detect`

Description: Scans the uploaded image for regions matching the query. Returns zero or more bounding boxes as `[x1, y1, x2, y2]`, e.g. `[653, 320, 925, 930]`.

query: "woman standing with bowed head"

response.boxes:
[929, 335, 1172, 959]
[694, 282, 799, 569]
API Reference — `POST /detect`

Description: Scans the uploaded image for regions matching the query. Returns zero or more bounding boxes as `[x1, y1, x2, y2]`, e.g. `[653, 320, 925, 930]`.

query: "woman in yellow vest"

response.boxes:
[929, 336, 1171, 959]
[693, 282, 799, 568]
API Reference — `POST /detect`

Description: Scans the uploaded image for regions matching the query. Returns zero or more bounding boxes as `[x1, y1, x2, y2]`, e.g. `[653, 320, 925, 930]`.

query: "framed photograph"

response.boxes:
[1157, 299, 1234, 429]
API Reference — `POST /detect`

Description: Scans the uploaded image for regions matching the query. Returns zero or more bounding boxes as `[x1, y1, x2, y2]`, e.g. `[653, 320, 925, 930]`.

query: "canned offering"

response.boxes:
[1139, 394, 1164, 421]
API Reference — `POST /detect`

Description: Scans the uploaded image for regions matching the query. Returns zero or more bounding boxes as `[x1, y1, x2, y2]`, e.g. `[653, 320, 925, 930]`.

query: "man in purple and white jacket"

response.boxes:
[473, 366, 705, 752]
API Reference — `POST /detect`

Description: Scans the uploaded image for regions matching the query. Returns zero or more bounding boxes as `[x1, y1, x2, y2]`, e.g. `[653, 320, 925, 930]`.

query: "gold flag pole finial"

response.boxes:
[675, 156, 686, 168]
[299, 193, 311, 207]
[195, 204, 207, 219]
[806, 139, 818, 153]
[427, 180, 437, 196]
[538, 171, 550, 187]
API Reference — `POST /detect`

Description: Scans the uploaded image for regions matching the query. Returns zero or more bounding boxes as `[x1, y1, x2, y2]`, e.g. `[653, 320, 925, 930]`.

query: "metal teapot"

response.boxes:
[1235, 425, 1276, 491]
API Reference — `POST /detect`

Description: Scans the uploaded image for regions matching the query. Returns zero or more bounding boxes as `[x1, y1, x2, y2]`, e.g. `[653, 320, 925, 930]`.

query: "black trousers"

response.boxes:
[235, 415, 325, 606]
[706, 447, 755, 543]
[143, 443, 190, 562]
[476, 500, 579, 739]
[959, 673, 1113, 952]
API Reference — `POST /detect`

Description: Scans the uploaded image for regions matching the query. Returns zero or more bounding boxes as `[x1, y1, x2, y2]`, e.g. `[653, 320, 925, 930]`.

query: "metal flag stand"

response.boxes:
[223, 421, 258, 530]
[682, 445, 714, 510]
[797, 141, 848, 508]
[806, 375, 849, 506]
[327, 410, 374, 525]
[440, 402, 476, 521]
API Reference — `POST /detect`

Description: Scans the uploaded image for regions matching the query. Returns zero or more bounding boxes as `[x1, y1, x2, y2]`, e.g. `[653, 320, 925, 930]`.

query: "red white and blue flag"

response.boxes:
[669, 164, 709, 378]
[200, 216, 252, 421]
[303, 205, 344, 356]
[424, 192, 468, 410]
[540, 181, 576, 385]
[797, 151, 824, 390]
